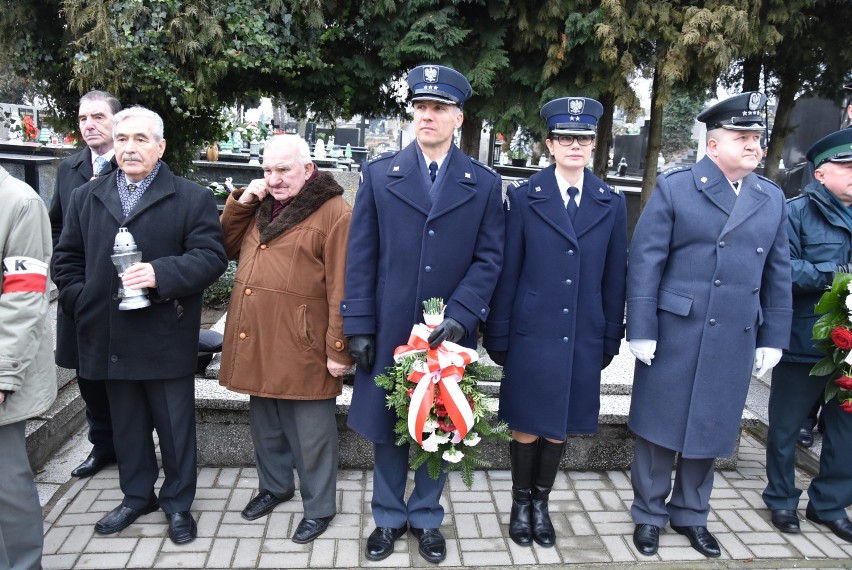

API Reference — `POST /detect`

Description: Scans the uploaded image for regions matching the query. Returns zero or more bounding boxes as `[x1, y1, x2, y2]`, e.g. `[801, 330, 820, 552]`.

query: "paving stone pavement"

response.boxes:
[38, 431, 852, 569]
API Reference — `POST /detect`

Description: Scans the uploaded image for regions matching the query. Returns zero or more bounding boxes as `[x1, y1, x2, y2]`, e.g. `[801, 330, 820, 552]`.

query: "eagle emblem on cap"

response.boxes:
[569, 98, 585, 115]
[748, 92, 762, 111]
[424, 66, 439, 83]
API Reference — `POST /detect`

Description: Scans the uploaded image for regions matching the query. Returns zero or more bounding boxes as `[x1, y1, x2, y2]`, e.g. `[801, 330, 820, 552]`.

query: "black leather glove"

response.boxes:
[487, 349, 507, 366]
[838, 263, 852, 274]
[602, 353, 614, 370]
[427, 317, 466, 349]
[347, 335, 375, 369]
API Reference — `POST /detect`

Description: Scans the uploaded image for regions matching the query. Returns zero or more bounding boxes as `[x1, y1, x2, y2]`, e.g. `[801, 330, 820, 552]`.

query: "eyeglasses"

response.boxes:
[553, 134, 595, 147]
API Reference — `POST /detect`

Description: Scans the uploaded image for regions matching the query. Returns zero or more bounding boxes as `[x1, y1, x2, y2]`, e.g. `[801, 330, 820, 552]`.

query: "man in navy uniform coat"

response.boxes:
[49, 90, 121, 478]
[763, 128, 852, 542]
[626, 92, 793, 558]
[342, 64, 504, 563]
[484, 97, 627, 547]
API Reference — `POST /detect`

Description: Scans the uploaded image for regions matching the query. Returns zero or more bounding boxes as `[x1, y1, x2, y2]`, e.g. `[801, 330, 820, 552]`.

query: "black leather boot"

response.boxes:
[509, 439, 538, 546]
[531, 439, 566, 547]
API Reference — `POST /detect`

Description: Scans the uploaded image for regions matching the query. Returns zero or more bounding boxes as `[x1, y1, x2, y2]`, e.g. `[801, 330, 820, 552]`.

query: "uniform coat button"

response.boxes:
[719, 241, 726, 247]
[110, 355, 118, 362]
[562, 308, 570, 314]
[260, 244, 267, 250]
[714, 280, 721, 286]
[562, 337, 569, 343]
[428, 230, 435, 236]
[567, 250, 575, 256]
[709, 319, 717, 326]
[756, 247, 764, 254]
[245, 288, 252, 295]
[334, 341, 343, 349]
[425, 266, 431, 272]
[239, 332, 247, 339]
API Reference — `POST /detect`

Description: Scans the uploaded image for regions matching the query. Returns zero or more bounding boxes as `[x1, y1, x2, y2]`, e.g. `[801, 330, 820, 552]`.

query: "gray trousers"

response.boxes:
[0, 421, 43, 570]
[630, 435, 715, 527]
[249, 396, 338, 519]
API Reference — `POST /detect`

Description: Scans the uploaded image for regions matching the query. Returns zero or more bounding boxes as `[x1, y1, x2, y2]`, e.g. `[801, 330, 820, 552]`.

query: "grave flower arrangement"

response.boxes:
[21, 115, 38, 142]
[809, 272, 852, 413]
[375, 298, 510, 488]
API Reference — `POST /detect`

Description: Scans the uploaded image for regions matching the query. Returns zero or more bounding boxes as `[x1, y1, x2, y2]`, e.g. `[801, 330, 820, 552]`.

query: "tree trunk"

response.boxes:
[460, 115, 483, 159]
[742, 55, 762, 92]
[594, 91, 616, 179]
[764, 69, 799, 184]
[641, 62, 664, 211]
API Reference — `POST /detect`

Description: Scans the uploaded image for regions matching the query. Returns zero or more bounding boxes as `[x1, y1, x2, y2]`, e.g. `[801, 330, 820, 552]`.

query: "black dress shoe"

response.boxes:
[806, 503, 852, 543]
[797, 428, 814, 448]
[166, 511, 197, 544]
[365, 525, 407, 561]
[72, 453, 115, 478]
[241, 490, 294, 520]
[632, 524, 660, 556]
[292, 515, 334, 543]
[410, 527, 446, 564]
[770, 509, 800, 533]
[671, 525, 721, 558]
[95, 500, 159, 534]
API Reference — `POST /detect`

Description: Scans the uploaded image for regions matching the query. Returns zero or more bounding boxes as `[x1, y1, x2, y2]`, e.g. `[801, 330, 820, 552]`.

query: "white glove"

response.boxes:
[754, 347, 783, 378]
[629, 339, 657, 366]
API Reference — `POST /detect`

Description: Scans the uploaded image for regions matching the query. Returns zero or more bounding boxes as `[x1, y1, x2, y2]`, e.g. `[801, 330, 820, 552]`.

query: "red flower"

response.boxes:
[831, 327, 852, 350]
[835, 376, 852, 390]
[840, 399, 852, 414]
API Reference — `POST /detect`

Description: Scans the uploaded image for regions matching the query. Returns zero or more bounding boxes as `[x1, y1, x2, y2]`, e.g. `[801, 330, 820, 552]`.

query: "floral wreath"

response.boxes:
[375, 298, 510, 487]
[810, 272, 852, 412]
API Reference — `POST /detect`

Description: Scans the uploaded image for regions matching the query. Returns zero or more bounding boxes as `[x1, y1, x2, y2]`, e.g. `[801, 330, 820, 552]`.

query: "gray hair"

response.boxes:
[264, 134, 312, 166]
[112, 106, 164, 141]
[80, 90, 122, 115]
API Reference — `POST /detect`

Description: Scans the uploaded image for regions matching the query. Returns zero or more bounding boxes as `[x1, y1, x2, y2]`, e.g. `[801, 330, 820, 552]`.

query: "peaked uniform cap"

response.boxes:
[407, 64, 472, 107]
[540, 97, 604, 135]
[807, 129, 852, 167]
[697, 92, 767, 131]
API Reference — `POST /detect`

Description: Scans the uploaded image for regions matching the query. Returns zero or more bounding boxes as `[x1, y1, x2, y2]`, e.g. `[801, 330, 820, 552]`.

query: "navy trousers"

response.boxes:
[371, 442, 447, 529]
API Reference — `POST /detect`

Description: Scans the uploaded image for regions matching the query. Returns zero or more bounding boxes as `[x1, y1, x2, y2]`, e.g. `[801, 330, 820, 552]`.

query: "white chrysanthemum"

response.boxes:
[421, 433, 440, 452]
[442, 447, 464, 463]
[463, 432, 482, 446]
[432, 432, 450, 445]
[845, 294, 852, 314]
[845, 351, 852, 366]
[422, 419, 439, 433]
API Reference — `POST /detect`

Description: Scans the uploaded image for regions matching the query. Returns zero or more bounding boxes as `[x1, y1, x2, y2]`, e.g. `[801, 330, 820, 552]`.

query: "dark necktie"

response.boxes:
[567, 186, 579, 221]
[128, 183, 138, 193]
[429, 161, 438, 183]
[732, 180, 740, 194]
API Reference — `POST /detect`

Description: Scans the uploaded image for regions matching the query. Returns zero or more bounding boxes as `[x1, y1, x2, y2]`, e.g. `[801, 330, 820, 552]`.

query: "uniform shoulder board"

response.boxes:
[755, 173, 782, 190]
[509, 178, 529, 188]
[470, 157, 497, 175]
[662, 165, 689, 177]
[786, 193, 806, 204]
[368, 151, 397, 164]
[605, 183, 619, 194]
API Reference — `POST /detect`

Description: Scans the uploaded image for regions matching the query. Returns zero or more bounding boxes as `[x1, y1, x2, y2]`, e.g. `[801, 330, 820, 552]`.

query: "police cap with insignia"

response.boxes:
[407, 64, 473, 108]
[696, 91, 767, 131]
[807, 128, 852, 167]
[540, 97, 604, 135]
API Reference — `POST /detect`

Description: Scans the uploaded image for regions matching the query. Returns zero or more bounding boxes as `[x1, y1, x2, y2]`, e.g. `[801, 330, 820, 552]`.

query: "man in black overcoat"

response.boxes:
[49, 90, 121, 478]
[53, 106, 227, 545]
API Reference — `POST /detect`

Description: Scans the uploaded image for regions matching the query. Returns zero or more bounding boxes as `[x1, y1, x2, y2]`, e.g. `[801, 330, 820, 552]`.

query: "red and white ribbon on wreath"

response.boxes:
[393, 323, 477, 445]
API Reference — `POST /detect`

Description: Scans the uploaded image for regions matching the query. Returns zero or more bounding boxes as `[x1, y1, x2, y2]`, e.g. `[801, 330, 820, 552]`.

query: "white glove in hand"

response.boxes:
[754, 347, 783, 378]
[629, 339, 657, 366]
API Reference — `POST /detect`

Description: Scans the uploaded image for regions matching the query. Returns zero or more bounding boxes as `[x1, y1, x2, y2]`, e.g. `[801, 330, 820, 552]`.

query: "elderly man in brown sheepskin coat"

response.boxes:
[219, 134, 352, 544]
